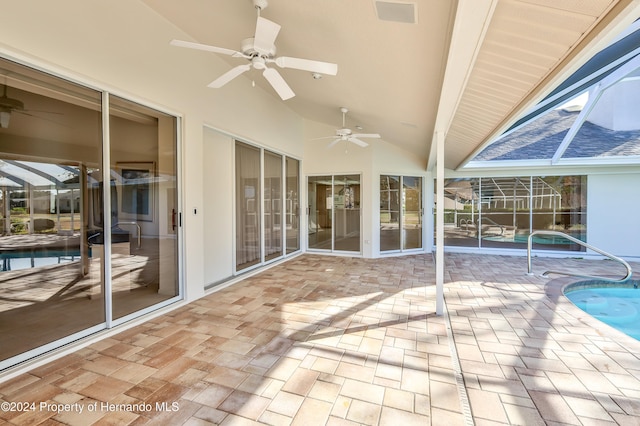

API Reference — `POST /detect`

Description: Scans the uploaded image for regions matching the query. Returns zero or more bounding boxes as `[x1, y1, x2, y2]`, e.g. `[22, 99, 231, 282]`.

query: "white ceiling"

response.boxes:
[141, 0, 639, 170]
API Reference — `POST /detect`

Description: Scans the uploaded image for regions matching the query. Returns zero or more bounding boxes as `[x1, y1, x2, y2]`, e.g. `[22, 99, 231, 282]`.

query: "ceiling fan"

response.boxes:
[169, 0, 338, 100]
[0, 84, 24, 128]
[320, 107, 381, 149]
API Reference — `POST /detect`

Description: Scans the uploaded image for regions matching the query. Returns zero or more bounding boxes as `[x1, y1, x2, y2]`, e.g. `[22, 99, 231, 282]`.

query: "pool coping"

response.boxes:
[544, 275, 640, 352]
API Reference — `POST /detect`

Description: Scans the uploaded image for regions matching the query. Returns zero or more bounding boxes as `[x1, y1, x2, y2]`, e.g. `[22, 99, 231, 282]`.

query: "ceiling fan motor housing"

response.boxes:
[0, 96, 24, 112]
[241, 37, 276, 58]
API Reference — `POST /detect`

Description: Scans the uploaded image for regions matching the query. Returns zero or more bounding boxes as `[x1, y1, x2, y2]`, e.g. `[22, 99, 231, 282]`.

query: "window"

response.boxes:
[437, 175, 586, 251]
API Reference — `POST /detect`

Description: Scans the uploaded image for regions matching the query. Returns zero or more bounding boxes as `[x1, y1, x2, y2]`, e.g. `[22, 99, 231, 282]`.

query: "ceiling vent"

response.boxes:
[374, 1, 417, 24]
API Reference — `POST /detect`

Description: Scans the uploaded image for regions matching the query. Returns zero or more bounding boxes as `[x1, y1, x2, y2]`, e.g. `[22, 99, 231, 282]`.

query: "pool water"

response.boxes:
[565, 287, 640, 340]
[483, 233, 585, 245]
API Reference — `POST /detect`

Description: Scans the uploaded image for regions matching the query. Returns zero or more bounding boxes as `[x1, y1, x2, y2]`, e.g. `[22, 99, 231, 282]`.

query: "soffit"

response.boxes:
[445, 0, 635, 170]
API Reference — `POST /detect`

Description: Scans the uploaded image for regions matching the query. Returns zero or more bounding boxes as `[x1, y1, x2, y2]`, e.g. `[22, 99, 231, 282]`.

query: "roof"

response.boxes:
[474, 108, 640, 161]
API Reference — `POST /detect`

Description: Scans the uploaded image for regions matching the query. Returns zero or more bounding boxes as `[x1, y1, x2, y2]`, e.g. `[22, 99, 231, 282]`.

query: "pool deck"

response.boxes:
[1, 253, 640, 425]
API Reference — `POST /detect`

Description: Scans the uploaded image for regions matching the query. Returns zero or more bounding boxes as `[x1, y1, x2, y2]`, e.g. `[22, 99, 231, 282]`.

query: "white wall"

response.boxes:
[588, 79, 640, 131]
[203, 128, 234, 286]
[588, 173, 640, 257]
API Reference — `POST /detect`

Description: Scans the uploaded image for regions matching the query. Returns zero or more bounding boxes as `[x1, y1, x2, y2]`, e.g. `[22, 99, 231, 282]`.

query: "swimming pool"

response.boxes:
[565, 281, 640, 341]
[483, 232, 585, 245]
[1, 248, 81, 272]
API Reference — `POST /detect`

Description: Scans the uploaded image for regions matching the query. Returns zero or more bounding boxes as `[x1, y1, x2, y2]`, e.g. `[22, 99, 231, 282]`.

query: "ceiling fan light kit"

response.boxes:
[170, 0, 338, 100]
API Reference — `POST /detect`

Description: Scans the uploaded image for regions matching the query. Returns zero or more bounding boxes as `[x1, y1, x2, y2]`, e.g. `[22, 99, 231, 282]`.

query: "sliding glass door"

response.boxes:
[308, 174, 361, 253]
[0, 56, 181, 370]
[235, 142, 300, 273]
[109, 95, 179, 320]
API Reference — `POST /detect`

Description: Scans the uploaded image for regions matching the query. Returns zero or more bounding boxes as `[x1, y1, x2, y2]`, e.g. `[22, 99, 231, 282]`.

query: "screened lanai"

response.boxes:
[0, 160, 88, 271]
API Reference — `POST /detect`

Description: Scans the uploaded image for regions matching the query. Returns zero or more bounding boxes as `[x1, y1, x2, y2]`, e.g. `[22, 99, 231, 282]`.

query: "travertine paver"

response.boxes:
[0, 254, 462, 425]
[444, 253, 640, 425]
[2, 253, 640, 425]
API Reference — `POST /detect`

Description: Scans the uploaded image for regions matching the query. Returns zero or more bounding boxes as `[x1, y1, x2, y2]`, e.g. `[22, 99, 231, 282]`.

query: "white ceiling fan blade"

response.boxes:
[274, 57, 338, 76]
[208, 64, 252, 88]
[351, 133, 381, 139]
[263, 68, 295, 100]
[349, 137, 369, 147]
[328, 138, 341, 148]
[310, 136, 336, 141]
[254, 17, 281, 54]
[170, 39, 242, 57]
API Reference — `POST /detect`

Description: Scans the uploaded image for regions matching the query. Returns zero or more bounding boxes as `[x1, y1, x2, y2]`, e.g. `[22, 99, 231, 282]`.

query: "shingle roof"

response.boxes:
[475, 109, 640, 161]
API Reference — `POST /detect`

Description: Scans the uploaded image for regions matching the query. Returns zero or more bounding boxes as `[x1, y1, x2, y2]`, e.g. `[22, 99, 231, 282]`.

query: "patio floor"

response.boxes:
[1, 253, 639, 425]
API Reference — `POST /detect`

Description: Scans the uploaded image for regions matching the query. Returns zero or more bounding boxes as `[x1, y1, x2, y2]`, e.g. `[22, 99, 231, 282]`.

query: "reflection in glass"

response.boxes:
[440, 178, 480, 247]
[334, 175, 360, 252]
[308, 176, 333, 250]
[531, 176, 586, 251]
[0, 58, 104, 363]
[438, 176, 587, 251]
[479, 177, 529, 249]
[109, 95, 179, 319]
[286, 158, 299, 253]
[236, 142, 261, 270]
[264, 151, 283, 261]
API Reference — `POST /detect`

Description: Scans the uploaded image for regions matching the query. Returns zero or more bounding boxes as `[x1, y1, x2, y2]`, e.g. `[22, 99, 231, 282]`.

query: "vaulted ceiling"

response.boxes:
[142, 0, 640, 170]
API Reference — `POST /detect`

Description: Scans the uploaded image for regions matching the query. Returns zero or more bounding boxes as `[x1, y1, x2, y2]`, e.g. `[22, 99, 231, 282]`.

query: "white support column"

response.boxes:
[435, 131, 445, 316]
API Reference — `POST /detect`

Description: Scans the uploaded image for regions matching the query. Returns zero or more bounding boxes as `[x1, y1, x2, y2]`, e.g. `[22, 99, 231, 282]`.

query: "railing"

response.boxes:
[478, 216, 508, 236]
[526, 230, 632, 283]
[460, 218, 474, 232]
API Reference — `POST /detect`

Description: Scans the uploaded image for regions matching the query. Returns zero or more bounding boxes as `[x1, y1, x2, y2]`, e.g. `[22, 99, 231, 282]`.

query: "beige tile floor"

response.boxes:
[1, 253, 640, 425]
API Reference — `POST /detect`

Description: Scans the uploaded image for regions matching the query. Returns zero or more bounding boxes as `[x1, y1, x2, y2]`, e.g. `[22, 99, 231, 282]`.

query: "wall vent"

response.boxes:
[374, 1, 417, 24]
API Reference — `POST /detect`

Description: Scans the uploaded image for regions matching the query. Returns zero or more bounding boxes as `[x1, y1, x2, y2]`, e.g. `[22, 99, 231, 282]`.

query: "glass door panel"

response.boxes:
[264, 151, 283, 261]
[0, 57, 105, 363]
[531, 176, 586, 251]
[235, 142, 262, 271]
[109, 95, 179, 320]
[380, 175, 401, 251]
[334, 175, 360, 252]
[479, 177, 528, 249]
[286, 158, 299, 254]
[403, 176, 422, 250]
[308, 176, 332, 250]
[440, 178, 481, 248]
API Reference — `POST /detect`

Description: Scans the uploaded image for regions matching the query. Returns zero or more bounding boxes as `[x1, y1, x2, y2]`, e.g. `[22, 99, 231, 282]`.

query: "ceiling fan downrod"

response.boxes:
[253, 0, 268, 16]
